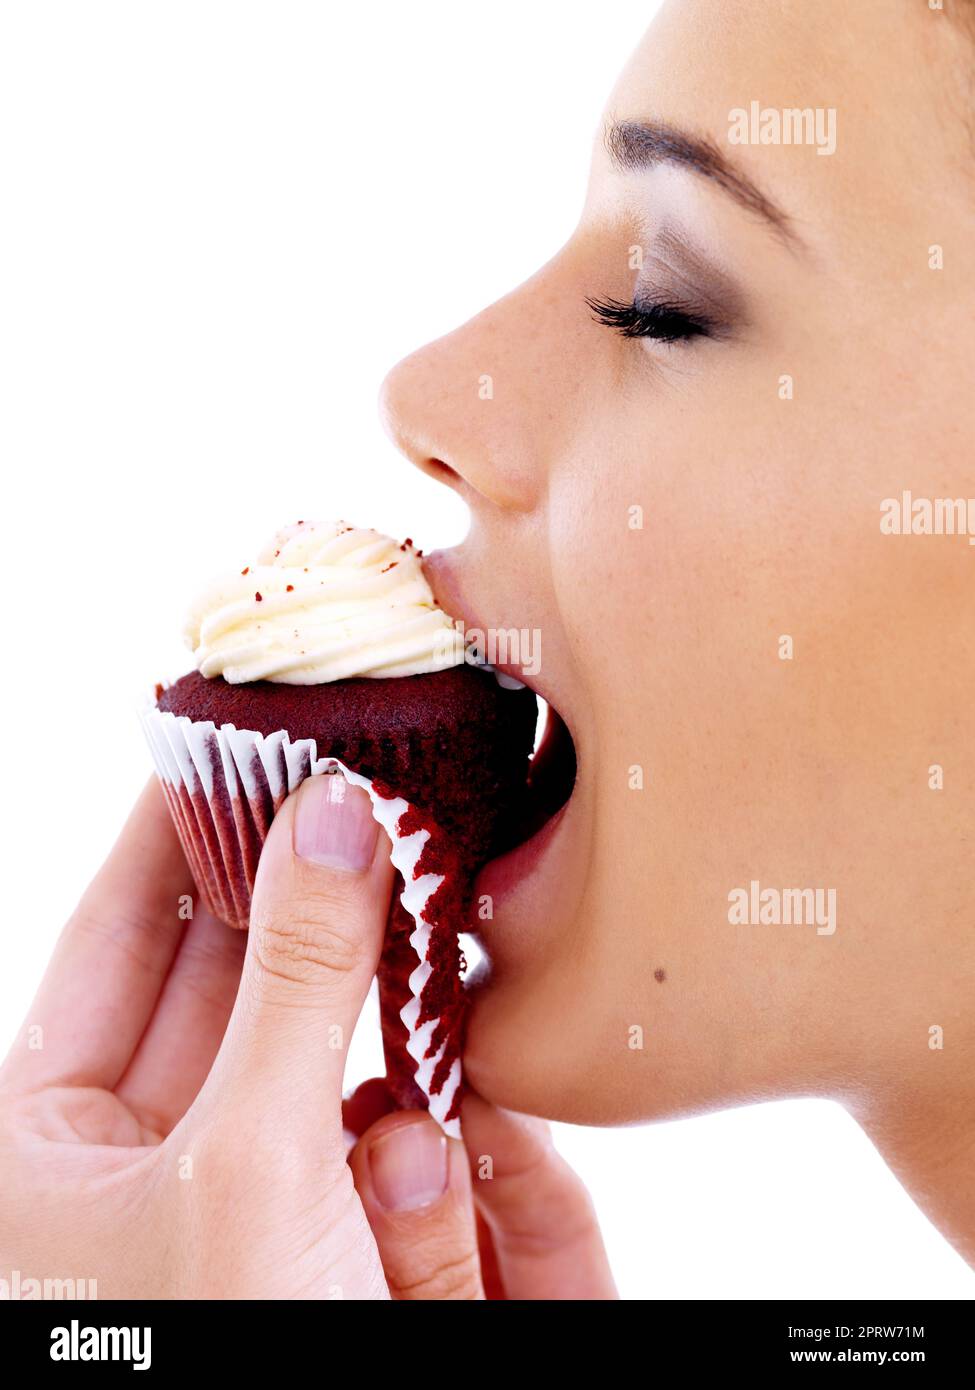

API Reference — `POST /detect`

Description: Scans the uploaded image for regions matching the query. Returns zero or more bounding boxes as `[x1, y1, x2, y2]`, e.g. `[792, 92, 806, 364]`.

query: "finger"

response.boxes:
[475, 1209, 506, 1301]
[195, 774, 394, 1148]
[462, 1092, 618, 1300]
[350, 1111, 483, 1300]
[2, 779, 193, 1092]
[342, 1076, 396, 1140]
[114, 903, 248, 1138]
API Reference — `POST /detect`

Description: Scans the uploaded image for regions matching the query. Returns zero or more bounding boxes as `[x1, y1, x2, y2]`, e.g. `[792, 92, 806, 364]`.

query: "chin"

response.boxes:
[463, 989, 653, 1126]
[457, 710, 598, 1121]
[462, 894, 658, 1128]
[456, 722, 625, 1124]
[462, 1000, 587, 1121]
[465, 984, 749, 1129]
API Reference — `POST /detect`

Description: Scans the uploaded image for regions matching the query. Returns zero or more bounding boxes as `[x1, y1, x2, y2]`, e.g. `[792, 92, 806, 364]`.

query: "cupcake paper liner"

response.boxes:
[141, 705, 463, 1137]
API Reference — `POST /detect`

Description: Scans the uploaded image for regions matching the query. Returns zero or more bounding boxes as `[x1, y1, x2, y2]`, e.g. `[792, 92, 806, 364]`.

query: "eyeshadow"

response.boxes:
[635, 223, 746, 330]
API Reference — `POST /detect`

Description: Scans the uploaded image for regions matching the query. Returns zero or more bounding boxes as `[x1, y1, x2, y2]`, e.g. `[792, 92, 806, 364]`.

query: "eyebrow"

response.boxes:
[605, 118, 799, 247]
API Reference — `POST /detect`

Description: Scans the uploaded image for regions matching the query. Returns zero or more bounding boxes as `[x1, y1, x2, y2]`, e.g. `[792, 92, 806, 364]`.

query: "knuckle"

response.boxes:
[251, 900, 361, 989]
[386, 1247, 482, 1302]
[68, 902, 162, 976]
[185, 1118, 348, 1198]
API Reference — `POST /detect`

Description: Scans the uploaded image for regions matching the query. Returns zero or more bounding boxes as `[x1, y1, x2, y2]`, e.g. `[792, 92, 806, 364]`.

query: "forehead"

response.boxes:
[602, 0, 970, 249]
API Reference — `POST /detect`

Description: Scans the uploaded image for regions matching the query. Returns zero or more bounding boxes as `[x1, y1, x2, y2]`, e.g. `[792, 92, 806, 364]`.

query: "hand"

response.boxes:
[344, 1080, 618, 1299]
[0, 776, 614, 1299]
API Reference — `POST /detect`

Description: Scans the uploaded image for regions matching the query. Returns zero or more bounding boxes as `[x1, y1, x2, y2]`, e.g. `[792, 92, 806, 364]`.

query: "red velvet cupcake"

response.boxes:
[143, 521, 537, 1134]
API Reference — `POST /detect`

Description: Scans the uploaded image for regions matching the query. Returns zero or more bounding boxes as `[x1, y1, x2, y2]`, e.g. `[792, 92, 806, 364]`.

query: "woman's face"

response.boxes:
[381, 0, 975, 1125]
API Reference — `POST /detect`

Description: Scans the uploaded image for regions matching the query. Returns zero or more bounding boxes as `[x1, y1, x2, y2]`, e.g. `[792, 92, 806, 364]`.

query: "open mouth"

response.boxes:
[505, 693, 577, 853]
[420, 546, 577, 867]
[459, 689, 576, 992]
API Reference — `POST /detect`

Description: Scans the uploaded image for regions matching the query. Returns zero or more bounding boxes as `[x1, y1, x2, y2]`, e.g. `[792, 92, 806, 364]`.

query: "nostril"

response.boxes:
[425, 457, 460, 485]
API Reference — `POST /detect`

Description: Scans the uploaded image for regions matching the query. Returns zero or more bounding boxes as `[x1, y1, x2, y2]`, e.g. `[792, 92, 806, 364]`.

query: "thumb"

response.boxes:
[350, 1111, 484, 1300]
[205, 773, 394, 1145]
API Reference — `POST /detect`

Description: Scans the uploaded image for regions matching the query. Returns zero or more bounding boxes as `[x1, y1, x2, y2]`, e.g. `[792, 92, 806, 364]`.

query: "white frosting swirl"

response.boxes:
[184, 521, 466, 683]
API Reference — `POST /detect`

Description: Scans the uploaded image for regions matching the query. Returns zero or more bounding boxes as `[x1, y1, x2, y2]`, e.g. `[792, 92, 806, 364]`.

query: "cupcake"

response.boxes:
[142, 521, 538, 1134]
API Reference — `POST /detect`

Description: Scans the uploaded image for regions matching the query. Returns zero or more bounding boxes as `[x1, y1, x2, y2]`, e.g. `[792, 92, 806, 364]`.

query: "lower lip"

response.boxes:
[474, 800, 570, 908]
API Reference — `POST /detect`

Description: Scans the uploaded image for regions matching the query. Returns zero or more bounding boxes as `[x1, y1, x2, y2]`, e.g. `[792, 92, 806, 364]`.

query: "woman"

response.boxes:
[1, 0, 972, 1298]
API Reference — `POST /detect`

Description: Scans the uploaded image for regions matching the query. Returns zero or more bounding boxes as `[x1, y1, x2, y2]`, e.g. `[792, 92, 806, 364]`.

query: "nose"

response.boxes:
[378, 273, 561, 515]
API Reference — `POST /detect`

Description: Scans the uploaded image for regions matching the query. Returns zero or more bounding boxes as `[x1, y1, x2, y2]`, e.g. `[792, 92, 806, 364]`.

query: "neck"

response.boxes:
[853, 1069, 975, 1267]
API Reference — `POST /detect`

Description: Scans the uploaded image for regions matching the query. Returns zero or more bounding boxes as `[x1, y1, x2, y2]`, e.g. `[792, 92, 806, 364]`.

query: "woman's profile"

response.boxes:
[0, 0, 972, 1308]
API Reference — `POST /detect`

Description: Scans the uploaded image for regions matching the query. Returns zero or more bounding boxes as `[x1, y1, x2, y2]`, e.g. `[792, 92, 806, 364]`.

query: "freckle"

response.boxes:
[654, 968, 666, 984]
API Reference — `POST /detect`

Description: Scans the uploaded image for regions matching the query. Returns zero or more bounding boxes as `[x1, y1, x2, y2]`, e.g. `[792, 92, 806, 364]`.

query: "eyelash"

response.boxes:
[586, 295, 715, 344]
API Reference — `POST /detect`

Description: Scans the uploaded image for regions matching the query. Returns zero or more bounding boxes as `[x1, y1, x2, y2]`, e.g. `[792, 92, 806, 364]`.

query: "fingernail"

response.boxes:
[293, 775, 379, 871]
[369, 1118, 449, 1211]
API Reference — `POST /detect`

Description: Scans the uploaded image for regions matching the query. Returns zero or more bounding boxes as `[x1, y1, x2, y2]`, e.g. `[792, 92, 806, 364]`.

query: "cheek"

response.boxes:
[555, 372, 847, 811]
[496, 352, 914, 1120]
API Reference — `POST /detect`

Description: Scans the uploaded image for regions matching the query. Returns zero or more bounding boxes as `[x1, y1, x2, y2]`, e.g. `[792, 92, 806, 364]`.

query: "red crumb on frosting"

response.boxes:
[286, 584, 294, 592]
[241, 567, 249, 575]
[255, 592, 263, 602]
[381, 562, 398, 573]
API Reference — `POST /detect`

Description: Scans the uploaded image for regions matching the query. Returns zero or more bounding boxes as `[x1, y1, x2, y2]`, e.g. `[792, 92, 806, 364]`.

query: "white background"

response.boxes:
[1, 1, 971, 1299]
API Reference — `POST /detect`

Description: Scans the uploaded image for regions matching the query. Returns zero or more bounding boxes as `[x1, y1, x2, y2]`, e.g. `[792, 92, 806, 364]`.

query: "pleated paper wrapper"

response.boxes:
[140, 705, 462, 1137]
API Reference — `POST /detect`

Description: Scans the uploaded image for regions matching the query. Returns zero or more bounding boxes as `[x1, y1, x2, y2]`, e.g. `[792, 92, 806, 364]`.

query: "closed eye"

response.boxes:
[586, 295, 715, 343]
